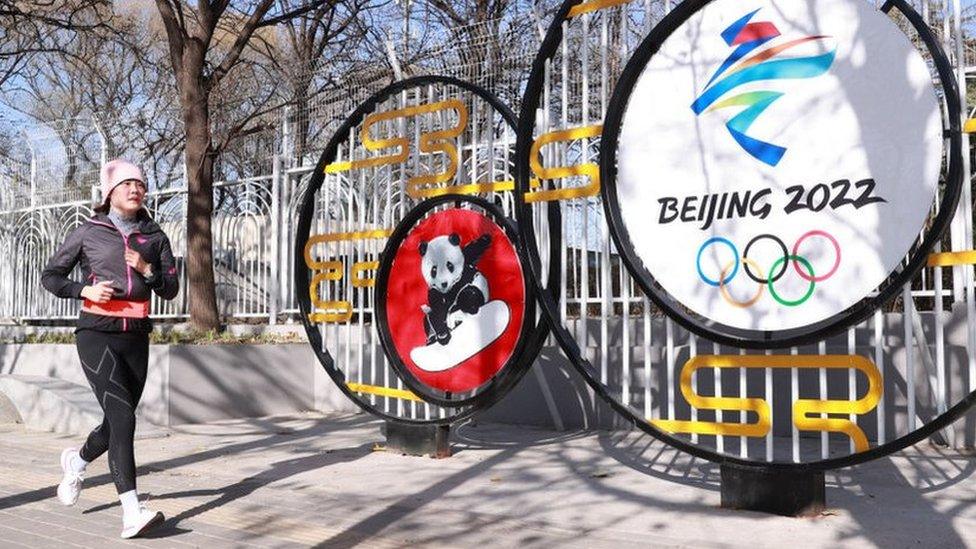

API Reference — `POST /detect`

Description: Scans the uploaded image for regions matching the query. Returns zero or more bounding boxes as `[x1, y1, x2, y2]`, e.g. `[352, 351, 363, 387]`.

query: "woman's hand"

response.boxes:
[81, 280, 115, 303]
[124, 248, 152, 277]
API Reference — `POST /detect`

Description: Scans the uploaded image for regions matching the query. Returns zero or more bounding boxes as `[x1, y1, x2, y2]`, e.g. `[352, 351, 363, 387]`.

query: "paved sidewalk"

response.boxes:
[0, 413, 974, 548]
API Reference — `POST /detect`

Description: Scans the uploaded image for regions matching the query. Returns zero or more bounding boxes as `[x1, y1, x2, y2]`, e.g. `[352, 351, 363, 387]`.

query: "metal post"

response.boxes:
[948, 0, 973, 302]
[91, 114, 109, 204]
[269, 154, 281, 325]
[21, 130, 37, 323]
[21, 130, 36, 211]
[949, 0, 976, 398]
[384, 39, 405, 81]
[281, 106, 293, 169]
[401, 0, 411, 59]
[91, 114, 109, 166]
[181, 159, 189, 319]
[279, 170, 291, 318]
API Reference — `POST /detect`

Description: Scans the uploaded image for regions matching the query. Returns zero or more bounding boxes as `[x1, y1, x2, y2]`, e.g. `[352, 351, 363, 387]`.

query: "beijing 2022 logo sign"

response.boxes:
[603, 0, 956, 347]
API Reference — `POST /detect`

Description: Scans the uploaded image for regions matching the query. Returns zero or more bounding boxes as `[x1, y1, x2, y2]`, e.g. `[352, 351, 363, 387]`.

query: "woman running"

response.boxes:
[41, 159, 179, 538]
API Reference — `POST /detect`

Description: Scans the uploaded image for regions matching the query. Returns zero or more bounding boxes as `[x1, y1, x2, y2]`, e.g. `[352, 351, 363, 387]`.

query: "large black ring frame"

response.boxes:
[374, 195, 538, 408]
[515, 0, 976, 470]
[297, 75, 551, 425]
[601, 0, 964, 350]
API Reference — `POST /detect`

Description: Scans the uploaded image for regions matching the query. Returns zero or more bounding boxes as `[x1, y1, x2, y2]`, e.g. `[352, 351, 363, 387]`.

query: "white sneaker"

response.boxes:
[120, 505, 164, 539]
[56, 448, 84, 506]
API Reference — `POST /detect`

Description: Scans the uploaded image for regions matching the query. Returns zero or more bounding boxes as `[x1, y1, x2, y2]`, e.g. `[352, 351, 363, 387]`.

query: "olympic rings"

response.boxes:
[719, 258, 765, 308]
[697, 237, 739, 287]
[793, 230, 841, 282]
[696, 231, 841, 308]
[768, 255, 817, 306]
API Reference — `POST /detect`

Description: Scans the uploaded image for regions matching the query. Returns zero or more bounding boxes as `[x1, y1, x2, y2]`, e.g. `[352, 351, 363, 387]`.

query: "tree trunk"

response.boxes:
[180, 53, 221, 332]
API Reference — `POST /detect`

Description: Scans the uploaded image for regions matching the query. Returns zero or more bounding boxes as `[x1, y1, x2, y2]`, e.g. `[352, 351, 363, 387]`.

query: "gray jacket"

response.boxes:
[41, 211, 179, 332]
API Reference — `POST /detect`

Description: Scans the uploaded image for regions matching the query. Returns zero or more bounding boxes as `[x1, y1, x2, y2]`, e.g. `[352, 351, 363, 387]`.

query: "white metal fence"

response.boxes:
[2, 0, 976, 458]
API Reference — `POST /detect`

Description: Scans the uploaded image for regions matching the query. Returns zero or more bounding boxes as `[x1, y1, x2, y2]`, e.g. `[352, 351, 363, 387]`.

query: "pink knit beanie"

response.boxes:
[99, 159, 144, 202]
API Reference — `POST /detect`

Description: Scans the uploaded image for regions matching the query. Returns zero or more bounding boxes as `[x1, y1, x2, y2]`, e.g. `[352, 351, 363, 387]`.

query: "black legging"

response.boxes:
[75, 329, 149, 494]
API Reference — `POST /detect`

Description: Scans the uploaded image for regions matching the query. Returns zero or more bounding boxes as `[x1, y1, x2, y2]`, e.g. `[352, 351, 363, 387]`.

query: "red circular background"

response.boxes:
[385, 209, 526, 393]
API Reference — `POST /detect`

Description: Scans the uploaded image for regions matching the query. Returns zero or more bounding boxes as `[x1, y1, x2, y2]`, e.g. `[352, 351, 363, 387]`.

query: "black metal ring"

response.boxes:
[743, 234, 789, 284]
[600, 0, 963, 350]
[297, 75, 545, 425]
[374, 194, 538, 409]
[517, 0, 972, 470]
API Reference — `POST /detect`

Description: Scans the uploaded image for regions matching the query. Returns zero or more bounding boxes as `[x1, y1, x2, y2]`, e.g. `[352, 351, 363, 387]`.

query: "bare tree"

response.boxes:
[0, 5, 191, 194]
[267, 0, 371, 163]
[152, 0, 352, 331]
[0, 0, 111, 88]
[404, 0, 538, 108]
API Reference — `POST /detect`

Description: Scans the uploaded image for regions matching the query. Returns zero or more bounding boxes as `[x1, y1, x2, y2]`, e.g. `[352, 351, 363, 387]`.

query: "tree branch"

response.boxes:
[153, 0, 187, 79]
[207, 0, 276, 89]
[256, 0, 333, 28]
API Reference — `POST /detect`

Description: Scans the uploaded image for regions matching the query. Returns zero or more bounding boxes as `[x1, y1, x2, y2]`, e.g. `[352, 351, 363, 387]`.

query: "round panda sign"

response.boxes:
[376, 196, 533, 407]
[602, 0, 961, 348]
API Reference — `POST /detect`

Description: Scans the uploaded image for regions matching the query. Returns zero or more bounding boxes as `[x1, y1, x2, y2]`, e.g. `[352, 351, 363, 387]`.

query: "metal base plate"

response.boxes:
[383, 421, 451, 458]
[721, 463, 826, 517]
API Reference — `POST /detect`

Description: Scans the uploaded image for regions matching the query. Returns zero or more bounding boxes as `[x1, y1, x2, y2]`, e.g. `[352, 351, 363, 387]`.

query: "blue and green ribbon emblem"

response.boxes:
[691, 9, 837, 167]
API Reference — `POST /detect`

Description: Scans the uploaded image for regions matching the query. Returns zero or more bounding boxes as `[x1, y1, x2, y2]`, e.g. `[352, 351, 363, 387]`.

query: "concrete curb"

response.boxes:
[0, 375, 101, 435]
[0, 386, 22, 424]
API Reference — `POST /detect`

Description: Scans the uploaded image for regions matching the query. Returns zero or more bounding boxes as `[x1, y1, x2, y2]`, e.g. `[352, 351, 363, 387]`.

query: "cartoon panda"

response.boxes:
[419, 233, 492, 345]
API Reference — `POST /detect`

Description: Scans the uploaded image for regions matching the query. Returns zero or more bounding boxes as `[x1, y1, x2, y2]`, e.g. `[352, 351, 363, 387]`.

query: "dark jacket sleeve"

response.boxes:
[146, 234, 180, 300]
[41, 224, 87, 299]
[463, 234, 492, 266]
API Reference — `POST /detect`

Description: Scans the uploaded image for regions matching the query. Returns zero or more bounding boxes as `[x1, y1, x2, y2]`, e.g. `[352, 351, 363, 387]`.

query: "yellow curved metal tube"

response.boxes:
[324, 99, 477, 200]
[525, 125, 603, 203]
[347, 383, 422, 402]
[351, 261, 380, 288]
[651, 355, 882, 452]
[305, 229, 393, 324]
[324, 99, 526, 198]
[927, 250, 976, 267]
[568, 0, 635, 18]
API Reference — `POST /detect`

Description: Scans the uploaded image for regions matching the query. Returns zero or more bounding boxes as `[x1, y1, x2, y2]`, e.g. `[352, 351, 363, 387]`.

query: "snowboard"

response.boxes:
[410, 300, 511, 373]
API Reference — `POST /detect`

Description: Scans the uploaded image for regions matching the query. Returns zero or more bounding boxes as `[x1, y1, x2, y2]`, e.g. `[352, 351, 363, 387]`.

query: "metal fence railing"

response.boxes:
[0, 166, 300, 324]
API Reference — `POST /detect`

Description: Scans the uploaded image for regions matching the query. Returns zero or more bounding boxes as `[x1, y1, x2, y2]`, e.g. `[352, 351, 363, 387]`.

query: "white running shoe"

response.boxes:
[56, 448, 84, 506]
[120, 505, 164, 539]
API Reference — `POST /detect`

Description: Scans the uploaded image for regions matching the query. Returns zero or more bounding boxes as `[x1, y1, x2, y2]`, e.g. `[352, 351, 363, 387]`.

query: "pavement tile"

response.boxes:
[0, 522, 76, 548]
[0, 413, 974, 548]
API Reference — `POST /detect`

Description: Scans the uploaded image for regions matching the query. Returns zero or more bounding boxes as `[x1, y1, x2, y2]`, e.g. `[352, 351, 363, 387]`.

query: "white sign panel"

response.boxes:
[614, 0, 943, 332]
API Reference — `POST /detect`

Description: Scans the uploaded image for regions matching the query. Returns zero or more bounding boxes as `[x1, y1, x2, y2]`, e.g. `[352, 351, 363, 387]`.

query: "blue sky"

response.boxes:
[3, 1, 976, 138]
